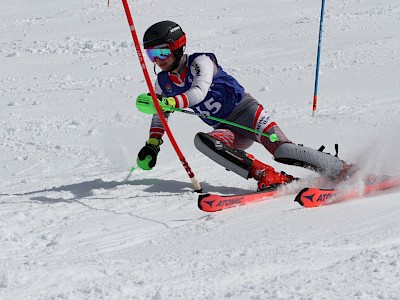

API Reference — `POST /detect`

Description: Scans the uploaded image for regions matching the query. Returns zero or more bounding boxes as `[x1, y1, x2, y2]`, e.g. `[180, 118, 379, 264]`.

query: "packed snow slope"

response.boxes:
[1, 0, 400, 299]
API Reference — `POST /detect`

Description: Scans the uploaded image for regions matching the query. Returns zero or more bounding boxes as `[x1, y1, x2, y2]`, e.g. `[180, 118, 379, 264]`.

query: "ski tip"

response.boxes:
[294, 188, 309, 207]
[197, 194, 225, 212]
[198, 193, 211, 201]
[198, 193, 210, 211]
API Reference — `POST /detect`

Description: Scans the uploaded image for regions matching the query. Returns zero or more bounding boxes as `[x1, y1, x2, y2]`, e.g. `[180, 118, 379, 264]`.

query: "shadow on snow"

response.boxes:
[1, 178, 251, 204]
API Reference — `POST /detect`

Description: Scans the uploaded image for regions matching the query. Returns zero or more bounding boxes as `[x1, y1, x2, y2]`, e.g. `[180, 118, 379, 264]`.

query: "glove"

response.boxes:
[137, 138, 163, 170]
[159, 96, 176, 112]
[151, 93, 176, 112]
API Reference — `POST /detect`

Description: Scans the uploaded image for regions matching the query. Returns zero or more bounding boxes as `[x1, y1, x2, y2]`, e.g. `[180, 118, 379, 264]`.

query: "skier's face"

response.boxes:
[154, 54, 175, 72]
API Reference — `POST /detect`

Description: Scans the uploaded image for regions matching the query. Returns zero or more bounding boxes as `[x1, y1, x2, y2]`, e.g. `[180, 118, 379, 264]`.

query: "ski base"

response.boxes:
[295, 177, 400, 208]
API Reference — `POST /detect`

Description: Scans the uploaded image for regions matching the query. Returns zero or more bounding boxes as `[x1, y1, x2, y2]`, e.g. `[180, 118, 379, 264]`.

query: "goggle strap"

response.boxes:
[169, 34, 186, 51]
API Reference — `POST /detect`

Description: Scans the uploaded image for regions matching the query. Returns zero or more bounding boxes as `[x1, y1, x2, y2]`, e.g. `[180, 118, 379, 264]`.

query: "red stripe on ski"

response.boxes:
[198, 189, 281, 212]
[295, 177, 400, 208]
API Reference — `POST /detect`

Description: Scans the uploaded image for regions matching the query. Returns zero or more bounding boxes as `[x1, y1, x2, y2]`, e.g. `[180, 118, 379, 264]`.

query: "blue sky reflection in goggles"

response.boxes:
[146, 47, 172, 62]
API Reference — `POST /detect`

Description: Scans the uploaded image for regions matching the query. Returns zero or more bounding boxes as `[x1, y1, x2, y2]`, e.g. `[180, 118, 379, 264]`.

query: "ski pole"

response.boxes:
[312, 0, 326, 117]
[121, 0, 202, 192]
[136, 94, 280, 142]
[175, 107, 279, 142]
[122, 165, 139, 182]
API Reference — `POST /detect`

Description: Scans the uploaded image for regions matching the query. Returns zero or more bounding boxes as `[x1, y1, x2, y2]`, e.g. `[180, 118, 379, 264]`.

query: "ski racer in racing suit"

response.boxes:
[136, 21, 353, 191]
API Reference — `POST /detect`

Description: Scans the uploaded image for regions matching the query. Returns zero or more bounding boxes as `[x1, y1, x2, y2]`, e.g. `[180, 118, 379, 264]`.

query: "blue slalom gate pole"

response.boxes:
[312, 0, 326, 117]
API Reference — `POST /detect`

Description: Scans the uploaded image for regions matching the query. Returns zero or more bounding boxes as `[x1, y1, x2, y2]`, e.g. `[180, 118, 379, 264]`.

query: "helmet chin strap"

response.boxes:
[153, 63, 159, 75]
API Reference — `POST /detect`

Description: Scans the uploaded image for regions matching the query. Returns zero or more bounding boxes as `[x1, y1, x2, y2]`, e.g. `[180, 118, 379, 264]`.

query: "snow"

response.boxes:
[1, 0, 400, 299]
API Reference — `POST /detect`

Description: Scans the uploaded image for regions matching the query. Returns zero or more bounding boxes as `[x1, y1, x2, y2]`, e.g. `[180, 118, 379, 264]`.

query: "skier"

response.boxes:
[136, 20, 353, 191]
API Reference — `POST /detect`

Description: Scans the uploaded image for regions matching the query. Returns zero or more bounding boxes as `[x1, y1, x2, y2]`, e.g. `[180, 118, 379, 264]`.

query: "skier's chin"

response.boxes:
[159, 64, 170, 71]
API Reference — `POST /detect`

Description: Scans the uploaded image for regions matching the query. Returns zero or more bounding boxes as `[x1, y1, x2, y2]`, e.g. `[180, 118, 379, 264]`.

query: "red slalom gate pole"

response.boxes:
[121, 0, 202, 192]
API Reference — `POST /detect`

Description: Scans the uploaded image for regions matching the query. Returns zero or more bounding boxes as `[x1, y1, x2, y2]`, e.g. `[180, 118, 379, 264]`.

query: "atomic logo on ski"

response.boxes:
[204, 200, 215, 208]
[199, 195, 245, 212]
[295, 188, 336, 207]
[295, 176, 400, 208]
[216, 197, 244, 207]
[198, 189, 286, 212]
[316, 193, 334, 202]
[304, 194, 315, 203]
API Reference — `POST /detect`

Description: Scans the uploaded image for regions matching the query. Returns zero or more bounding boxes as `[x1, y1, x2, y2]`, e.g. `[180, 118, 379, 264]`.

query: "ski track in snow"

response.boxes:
[1, 0, 400, 299]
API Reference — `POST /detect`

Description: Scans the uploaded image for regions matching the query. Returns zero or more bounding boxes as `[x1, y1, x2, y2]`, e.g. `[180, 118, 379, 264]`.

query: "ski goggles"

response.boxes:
[146, 45, 172, 62]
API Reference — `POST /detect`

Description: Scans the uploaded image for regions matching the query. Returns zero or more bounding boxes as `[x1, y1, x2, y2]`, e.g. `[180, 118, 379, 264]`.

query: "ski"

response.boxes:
[198, 187, 293, 212]
[295, 176, 400, 208]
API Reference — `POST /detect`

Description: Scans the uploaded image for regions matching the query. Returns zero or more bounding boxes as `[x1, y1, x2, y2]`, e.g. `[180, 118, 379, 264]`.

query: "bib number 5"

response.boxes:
[195, 98, 222, 116]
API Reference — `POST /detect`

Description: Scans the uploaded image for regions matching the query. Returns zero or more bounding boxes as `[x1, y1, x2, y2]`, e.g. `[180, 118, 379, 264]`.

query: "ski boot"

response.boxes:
[248, 154, 296, 191]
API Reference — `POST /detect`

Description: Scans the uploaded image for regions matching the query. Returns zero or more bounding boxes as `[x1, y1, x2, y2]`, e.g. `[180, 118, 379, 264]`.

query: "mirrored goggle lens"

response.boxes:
[146, 48, 172, 62]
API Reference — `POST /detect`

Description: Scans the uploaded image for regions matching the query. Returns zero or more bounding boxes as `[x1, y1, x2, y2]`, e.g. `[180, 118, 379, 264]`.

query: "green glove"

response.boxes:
[160, 96, 176, 112]
[137, 138, 163, 170]
[136, 93, 176, 114]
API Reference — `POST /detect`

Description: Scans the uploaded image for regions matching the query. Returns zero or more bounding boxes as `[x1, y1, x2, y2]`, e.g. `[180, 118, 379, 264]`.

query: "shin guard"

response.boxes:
[274, 143, 344, 178]
[194, 132, 253, 179]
